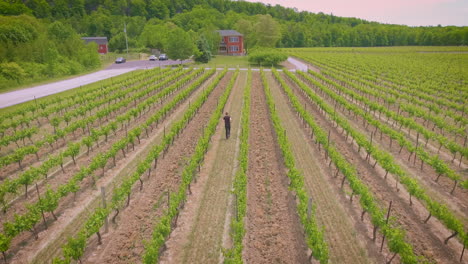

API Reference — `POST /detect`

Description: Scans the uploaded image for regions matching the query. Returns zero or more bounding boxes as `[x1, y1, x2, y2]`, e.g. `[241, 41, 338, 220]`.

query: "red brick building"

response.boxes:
[216, 30, 244, 56]
[81, 37, 108, 54]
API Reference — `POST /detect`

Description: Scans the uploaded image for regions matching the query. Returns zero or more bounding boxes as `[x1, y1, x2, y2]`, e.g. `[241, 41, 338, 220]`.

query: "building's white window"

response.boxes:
[229, 36, 239, 43]
[229, 45, 239, 52]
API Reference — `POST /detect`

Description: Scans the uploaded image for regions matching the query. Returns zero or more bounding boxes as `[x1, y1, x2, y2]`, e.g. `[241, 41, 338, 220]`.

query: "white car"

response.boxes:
[149, 55, 157, 61]
[115, 57, 126, 64]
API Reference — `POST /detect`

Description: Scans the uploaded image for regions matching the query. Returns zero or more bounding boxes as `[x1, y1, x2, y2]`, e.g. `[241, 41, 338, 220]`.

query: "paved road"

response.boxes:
[287, 57, 309, 72]
[0, 59, 189, 109]
[0, 57, 303, 109]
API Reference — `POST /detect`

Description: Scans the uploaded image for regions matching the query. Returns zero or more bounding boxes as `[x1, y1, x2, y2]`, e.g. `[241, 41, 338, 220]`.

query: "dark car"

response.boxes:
[159, 54, 168, 61]
[149, 55, 157, 61]
[115, 57, 126, 64]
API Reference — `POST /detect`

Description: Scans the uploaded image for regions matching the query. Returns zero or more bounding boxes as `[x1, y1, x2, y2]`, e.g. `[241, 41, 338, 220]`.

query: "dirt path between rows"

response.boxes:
[159, 71, 246, 264]
[301, 71, 468, 222]
[266, 72, 382, 264]
[9, 71, 216, 264]
[294, 62, 468, 221]
[283, 72, 464, 263]
[303, 62, 468, 182]
[82, 72, 232, 264]
[243, 72, 308, 263]
[322, 70, 468, 177]
[1, 71, 188, 230]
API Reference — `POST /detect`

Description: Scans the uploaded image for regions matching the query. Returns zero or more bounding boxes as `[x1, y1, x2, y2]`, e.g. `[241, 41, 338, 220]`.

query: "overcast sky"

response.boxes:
[244, 0, 467, 26]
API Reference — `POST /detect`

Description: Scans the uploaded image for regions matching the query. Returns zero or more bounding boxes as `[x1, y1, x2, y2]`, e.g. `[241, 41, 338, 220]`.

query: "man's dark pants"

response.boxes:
[225, 125, 230, 139]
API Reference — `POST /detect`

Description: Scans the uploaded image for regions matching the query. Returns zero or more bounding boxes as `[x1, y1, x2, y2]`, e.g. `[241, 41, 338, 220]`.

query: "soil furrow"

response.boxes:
[0, 70, 202, 229]
[7, 70, 214, 264]
[284, 72, 463, 263]
[82, 72, 232, 264]
[0, 69, 183, 180]
[267, 72, 381, 264]
[159, 71, 245, 264]
[244, 71, 308, 264]
[311, 71, 468, 175]
[300, 70, 468, 219]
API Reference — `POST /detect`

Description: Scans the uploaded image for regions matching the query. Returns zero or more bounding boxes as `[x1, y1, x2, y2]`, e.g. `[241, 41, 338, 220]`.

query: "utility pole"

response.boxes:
[124, 20, 129, 55]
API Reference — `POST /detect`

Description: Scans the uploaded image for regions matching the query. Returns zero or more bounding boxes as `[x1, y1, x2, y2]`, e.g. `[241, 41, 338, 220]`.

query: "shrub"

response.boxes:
[194, 35, 211, 63]
[0, 62, 26, 83]
[248, 48, 287, 66]
[20, 62, 47, 79]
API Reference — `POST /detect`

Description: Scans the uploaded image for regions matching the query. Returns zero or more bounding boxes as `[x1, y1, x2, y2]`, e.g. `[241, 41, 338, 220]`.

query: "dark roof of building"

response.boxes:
[216, 30, 243, 37]
[81, 37, 108, 45]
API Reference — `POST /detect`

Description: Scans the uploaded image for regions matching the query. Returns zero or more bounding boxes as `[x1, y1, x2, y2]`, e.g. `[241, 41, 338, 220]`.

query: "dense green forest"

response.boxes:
[3, 0, 467, 48]
[0, 0, 467, 89]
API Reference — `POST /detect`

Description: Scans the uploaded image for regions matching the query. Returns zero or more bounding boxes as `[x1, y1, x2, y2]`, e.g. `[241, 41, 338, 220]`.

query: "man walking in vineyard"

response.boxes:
[223, 112, 231, 139]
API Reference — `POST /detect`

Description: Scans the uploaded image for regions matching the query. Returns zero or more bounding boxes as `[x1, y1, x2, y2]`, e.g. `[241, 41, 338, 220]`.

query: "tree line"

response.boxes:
[0, 14, 100, 91]
[0, 0, 466, 89]
[2, 0, 466, 48]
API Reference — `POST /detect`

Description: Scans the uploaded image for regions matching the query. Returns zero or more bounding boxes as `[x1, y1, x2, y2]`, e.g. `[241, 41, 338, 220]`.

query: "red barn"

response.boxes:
[81, 37, 108, 54]
[216, 30, 244, 56]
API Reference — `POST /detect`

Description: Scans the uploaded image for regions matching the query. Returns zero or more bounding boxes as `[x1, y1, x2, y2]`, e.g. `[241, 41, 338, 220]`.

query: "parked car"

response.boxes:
[115, 57, 126, 64]
[149, 55, 157, 61]
[159, 54, 168, 61]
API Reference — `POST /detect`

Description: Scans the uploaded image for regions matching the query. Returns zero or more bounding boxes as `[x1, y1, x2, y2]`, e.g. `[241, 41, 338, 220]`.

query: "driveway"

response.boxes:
[0, 59, 189, 109]
[287, 57, 309, 72]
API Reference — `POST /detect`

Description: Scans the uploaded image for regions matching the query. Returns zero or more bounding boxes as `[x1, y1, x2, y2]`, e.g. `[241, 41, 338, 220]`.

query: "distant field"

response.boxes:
[285, 46, 468, 53]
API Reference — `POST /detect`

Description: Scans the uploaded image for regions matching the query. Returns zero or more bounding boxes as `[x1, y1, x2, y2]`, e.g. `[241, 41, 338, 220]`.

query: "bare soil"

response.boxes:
[3, 70, 215, 264]
[1, 70, 197, 229]
[243, 72, 309, 264]
[266, 72, 383, 264]
[3, 65, 466, 264]
[279, 60, 296, 70]
[319, 69, 468, 173]
[0, 69, 179, 206]
[302, 71, 468, 219]
[159, 71, 246, 264]
[0, 72, 160, 177]
[282, 71, 465, 263]
[81, 72, 232, 264]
